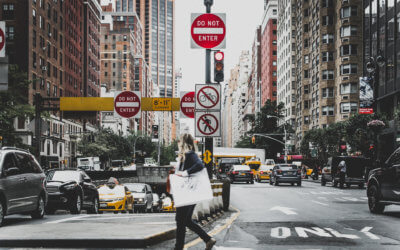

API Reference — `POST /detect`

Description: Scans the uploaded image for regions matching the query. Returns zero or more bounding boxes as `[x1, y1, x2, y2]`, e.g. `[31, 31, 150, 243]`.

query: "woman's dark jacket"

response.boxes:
[179, 151, 204, 175]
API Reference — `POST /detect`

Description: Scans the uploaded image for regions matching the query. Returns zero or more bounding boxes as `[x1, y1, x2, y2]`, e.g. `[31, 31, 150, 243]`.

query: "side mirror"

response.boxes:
[83, 177, 92, 183]
[126, 191, 131, 195]
[4, 167, 20, 176]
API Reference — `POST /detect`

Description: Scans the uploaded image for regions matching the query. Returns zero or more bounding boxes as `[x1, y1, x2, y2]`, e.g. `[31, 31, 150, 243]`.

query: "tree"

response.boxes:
[0, 65, 34, 148]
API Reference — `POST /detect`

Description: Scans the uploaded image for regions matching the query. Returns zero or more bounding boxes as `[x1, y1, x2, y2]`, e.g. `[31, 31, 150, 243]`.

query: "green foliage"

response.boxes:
[235, 100, 287, 159]
[155, 139, 179, 166]
[0, 65, 34, 147]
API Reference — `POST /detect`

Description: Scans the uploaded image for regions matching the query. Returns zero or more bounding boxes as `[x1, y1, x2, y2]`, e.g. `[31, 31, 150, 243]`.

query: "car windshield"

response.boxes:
[265, 160, 274, 165]
[260, 165, 272, 171]
[234, 166, 250, 171]
[279, 165, 297, 170]
[47, 171, 81, 182]
[125, 184, 145, 193]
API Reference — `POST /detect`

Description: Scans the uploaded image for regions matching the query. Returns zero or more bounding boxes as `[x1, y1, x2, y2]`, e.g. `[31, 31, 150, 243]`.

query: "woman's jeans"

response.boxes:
[175, 204, 211, 249]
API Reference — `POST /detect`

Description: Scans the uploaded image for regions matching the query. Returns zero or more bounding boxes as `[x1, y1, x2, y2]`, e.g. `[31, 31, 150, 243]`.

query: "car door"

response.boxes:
[1, 152, 27, 213]
[14, 152, 41, 211]
[81, 172, 95, 205]
[381, 149, 400, 200]
[146, 185, 153, 209]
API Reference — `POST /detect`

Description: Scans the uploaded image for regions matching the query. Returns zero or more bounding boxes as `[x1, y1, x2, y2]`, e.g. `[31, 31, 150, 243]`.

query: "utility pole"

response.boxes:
[34, 93, 42, 158]
[204, 0, 214, 179]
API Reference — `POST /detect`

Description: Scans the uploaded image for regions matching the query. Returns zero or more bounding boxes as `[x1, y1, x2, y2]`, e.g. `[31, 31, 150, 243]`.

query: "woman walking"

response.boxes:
[173, 133, 216, 250]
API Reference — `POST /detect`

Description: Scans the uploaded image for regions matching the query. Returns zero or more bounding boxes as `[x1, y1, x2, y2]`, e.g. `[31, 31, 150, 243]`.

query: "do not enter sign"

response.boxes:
[180, 91, 195, 118]
[114, 91, 141, 118]
[191, 13, 226, 49]
[0, 21, 5, 57]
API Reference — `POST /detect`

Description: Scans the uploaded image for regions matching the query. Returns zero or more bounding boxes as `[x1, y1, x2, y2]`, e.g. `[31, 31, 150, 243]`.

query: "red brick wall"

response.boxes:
[261, 18, 277, 105]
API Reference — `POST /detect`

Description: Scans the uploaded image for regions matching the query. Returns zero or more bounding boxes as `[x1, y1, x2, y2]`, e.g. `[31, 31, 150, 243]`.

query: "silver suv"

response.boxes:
[0, 147, 47, 226]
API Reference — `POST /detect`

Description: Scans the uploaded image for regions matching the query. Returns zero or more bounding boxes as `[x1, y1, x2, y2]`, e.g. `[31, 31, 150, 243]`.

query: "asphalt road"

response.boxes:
[156, 180, 400, 250]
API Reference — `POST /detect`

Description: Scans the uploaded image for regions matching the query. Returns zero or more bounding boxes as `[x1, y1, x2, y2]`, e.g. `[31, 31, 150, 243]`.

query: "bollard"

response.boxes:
[221, 178, 231, 211]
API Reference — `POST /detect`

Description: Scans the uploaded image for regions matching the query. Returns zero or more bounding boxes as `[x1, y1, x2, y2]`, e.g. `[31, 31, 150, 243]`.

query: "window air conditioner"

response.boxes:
[342, 76, 349, 81]
[42, 47, 46, 51]
[342, 57, 349, 62]
[342, 115, 349, 119]
[342, 95, 349, 100]
[49, 32, 52, 37]
[342, 19, 349, 24]
[342, 38, 349, 43]
[42, 66, 47, 71]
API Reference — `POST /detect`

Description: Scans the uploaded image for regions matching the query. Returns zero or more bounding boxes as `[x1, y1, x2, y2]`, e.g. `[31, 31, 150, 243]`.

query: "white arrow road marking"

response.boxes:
[115, 102, 139, 107]
[361, 227, 380, 240]
[270, 206, 297, 215]
[311, 200, 328, 206]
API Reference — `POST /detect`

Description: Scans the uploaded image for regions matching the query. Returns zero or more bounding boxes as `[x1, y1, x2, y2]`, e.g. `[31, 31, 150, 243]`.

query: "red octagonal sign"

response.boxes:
[191, 13, 226, 49]
[180, 92, 195, 118]
[0, 25, 5, 53]
[114, 91, 140, 118]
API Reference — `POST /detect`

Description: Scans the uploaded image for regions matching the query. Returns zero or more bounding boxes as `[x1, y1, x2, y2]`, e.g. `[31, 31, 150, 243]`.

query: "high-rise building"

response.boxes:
[277, 0, 296, 128]
[292, 0, 362, 148]
[260, 0, 277, 105]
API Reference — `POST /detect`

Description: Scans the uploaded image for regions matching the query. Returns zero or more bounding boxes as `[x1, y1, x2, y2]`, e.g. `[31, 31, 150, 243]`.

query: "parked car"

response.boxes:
[161, 195, 176, 212]
[269, 164, 302, 186]
[144, 158, 158, 167]
[0, 147, 47, 226]
[367, 147, 400, 214]
[77, 157, 101, 171]
[321, 156, 370, 188]
[227, 165, 254, 184]
[152, 193, 162, 212]
[45, 169, 99, 214]
[124, 183, 154, 212]
[98, 181, 134, 214]
[255, 164, 274, 182]
[216, 158, 242, 179]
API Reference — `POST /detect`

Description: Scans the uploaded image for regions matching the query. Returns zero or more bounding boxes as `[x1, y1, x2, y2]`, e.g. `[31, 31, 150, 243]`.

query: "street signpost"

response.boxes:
[180, 91, 195, 118]
[191, 13, 226, 49]
[151, 97, 172, 111]
[195, 111, 221, 137]
[114, 91, 141, 118]
[195, 84, 221, 110]
[0, 21, 5, 58]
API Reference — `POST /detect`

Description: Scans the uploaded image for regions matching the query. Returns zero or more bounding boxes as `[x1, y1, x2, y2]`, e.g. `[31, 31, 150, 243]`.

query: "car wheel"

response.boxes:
[88, 197, 99, 214]
[346, 183, 351, 188]
[31, 196, 45, 219]
[251, 179, 254, 184]
[274, 180, 279, 186]
[321, 178, 326, 186]
[291, 183, 294, 186]
[70, 195, 82, 214]
[0, 199, 5, 227]
[368, 185, 385, 214]
[297, 182, 302, 187]
[359, 183, 365, 189]
[114, 211, 119, 214]
[333, 180, 338, 187]
[269, 179, 273, 185]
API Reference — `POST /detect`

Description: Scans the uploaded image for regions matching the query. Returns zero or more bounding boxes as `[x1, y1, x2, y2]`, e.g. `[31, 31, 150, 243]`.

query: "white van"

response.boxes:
[77, 157, 101, 171]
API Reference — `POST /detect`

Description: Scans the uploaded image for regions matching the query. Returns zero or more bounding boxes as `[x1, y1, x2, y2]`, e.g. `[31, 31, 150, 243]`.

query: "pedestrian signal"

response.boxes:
[152, 125, 159, 139]
[214, 51, 224, 83]
[251, 136, 255, 144]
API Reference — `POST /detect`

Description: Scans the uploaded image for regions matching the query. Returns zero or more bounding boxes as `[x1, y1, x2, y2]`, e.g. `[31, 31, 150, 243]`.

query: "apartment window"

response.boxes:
[273, 71, 277, 76]
[2, 3, 14, 19]
[113, 63, 116, 68]
[273, 91, 277, 97]
[6, 26, 14, 41]
[304, 55, 309, 64]
[272, 61, 277, 66]
[272, 40, 277, 45]
[322, 87, 334, 98]
[341, 6, 358, 18]
[340, 82, 358, 94]
[304, 116, 310, 124]
[272, 19, 277, 25]
[341, 64, 358, 75]
[272, 50, 277, 55]
[341, 26, 357, 37]
[32, 9, 37, 25]
[123, 35, 127, 41]
[304, 39, 309, 48]
[341, 103, 358, 113]
[32, 52, 37, 68]
[304, 100, 310, 109]
[273, 81, 277, 86]
[322, 70, 334, 80]
[322, 51, 334, 62]
[46, 81, 50, 96]
[32, 73, 37, 90]
[340, 44, 358, 56]
[322, 106, 334, 116]
[304, 9, 309, 17]
[322, 34, 334, 44]
[322, 15, 333, 26]
[304, 23, 309, 32]
[304, 85, 309, 94]
[273, 30, 277, 35]
[304, 70, 309, 78]
[322, 0, 333, 7]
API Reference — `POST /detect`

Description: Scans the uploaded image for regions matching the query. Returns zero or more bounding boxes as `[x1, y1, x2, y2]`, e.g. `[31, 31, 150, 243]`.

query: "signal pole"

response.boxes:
[204, 0, 214, 179]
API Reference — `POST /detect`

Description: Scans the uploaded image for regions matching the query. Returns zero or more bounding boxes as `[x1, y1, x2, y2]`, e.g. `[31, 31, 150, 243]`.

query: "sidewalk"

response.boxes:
[0, 213, 177, 248]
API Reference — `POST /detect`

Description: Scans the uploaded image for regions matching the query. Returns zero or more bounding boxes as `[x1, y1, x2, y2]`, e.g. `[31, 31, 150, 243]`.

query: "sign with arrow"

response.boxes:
[203, 149, 212, 164]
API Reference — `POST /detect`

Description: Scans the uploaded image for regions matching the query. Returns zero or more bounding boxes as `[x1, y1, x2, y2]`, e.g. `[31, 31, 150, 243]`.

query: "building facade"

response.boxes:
[261, 0, 278, 105]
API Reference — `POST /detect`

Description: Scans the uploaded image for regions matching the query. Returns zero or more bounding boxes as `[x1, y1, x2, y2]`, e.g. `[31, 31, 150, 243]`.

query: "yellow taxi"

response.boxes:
[255, 164, 274, 182]
[98, 183, 134, 213]
[161, 195, 176, 212]
[244, 158, 262, 176]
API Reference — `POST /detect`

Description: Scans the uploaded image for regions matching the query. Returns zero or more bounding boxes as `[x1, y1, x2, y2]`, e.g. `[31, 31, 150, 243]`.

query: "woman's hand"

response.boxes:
[175, 172, 183, 177]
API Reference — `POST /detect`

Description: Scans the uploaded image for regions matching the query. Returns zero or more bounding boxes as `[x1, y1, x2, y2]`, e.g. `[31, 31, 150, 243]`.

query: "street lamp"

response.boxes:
[365, 50, 386, 112]
[266, 115, 288, 163]
[133, 135, 144, 161]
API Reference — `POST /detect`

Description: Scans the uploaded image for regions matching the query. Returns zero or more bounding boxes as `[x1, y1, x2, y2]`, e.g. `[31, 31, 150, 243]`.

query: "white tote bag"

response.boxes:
[169, 168, 213, 207]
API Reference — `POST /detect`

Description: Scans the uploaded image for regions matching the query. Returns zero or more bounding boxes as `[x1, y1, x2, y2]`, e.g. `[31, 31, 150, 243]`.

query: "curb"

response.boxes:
[0, 228, 176, 248]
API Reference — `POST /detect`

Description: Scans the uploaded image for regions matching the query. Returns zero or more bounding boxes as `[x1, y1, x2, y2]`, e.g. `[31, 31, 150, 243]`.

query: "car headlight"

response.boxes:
[63, 183, 77, 190]
[138, 198, 144, 203]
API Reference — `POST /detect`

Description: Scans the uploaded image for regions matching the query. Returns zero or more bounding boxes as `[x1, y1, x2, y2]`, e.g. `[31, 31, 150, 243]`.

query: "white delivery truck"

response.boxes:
[77, 157, 101, 171]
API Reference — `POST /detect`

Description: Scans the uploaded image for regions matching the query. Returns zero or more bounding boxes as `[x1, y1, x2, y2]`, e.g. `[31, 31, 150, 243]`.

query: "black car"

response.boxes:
[216, 158, 242, 179]
[367, 147, 400, 214]
[321, 156, 369, 188]
[227, 165, 254, 184]
[269, 164, 301, 186]
[45, 169, 99, 214]
[0, 147, 47, 226]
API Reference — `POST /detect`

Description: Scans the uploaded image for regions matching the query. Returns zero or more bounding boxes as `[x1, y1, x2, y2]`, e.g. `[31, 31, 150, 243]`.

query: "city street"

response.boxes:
[155, 180, 400, 250]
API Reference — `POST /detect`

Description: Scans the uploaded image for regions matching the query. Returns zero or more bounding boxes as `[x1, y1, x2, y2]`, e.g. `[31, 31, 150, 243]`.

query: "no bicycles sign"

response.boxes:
[195, 84, 221, 111]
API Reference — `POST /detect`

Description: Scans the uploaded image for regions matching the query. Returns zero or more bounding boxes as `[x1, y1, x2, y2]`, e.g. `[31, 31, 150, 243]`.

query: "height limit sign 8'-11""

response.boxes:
[195, 111, 221, 137]
[191, 13, 226, 49]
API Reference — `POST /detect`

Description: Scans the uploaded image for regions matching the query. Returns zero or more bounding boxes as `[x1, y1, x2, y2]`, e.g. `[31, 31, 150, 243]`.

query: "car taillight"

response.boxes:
[260, 171, 264, 174]
[232, 171, 238, 174]
[277, 170, 282, 174]
[297, 169, 301, 174]
[219, 169, 222, 172]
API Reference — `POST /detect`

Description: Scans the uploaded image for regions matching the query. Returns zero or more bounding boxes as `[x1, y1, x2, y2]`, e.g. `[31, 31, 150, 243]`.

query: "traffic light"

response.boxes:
[339, 141, 347, 155]
[251, 136, 255, 144]
[152, 125, 159, 140]
[214, 51, 224, 83]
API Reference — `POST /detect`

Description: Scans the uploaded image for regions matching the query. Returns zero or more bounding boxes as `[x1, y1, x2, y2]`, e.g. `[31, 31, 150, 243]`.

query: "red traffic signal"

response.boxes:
[214, 51, 224, 83]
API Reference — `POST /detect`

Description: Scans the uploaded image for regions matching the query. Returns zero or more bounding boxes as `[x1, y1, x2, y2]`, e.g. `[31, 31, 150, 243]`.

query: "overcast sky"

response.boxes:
[175, 0, 265, 91]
